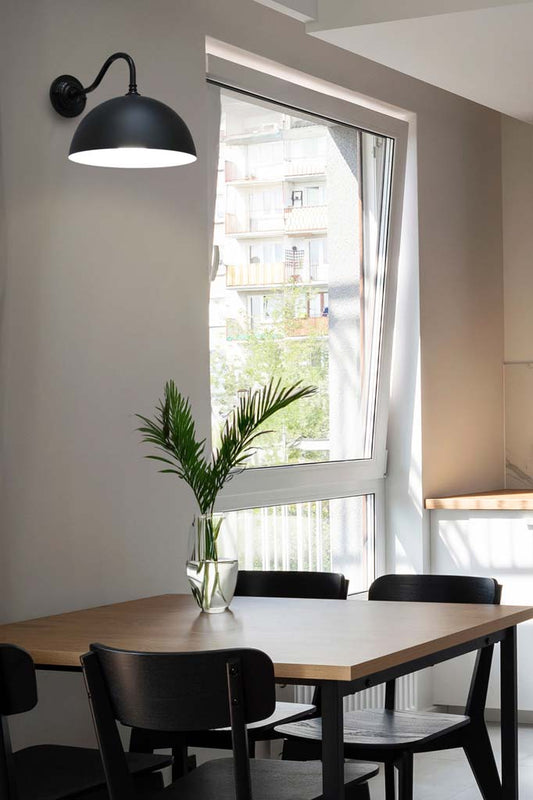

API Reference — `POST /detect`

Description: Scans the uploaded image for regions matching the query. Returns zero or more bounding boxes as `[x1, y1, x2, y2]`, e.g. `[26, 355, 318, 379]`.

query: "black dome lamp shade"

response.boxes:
[49, 52, 196, 168]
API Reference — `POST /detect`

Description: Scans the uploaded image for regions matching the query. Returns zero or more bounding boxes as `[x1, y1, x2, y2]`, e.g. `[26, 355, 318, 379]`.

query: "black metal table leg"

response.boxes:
[321, 682, 345, 800]
[501, 626, 518, 800]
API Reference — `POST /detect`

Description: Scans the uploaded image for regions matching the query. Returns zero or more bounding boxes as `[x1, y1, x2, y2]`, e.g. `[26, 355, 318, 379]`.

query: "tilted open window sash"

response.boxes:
[206, 56, 408, 589]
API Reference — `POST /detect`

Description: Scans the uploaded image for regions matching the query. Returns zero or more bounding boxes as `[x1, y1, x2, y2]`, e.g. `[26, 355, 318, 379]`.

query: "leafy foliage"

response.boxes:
[137, 377, 316, 515]
[211, 285, 329, 466]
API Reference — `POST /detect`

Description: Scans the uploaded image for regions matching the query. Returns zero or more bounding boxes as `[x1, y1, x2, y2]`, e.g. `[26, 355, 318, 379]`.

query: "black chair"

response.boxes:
[235, 569, 349, 600]
[81, 642, 378, 800]
[130, 569, 349, 774]
[277, 574, 503, 800]
[0, 643, 171, 800]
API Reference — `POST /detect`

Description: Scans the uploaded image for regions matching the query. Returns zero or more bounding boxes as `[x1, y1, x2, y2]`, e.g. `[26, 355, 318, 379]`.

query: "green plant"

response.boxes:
[137, 377, 316, 518]
[137, 378, 316, 611]
[214, 283, 330, 467]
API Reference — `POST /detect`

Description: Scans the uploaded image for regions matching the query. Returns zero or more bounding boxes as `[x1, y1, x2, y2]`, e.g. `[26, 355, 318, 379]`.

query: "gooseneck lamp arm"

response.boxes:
[81, 52, 138, 97]
[50, 52, 138, 117]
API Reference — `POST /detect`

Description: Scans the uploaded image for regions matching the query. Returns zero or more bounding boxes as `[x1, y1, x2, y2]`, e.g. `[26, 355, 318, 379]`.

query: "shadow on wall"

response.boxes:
[0, 111, 11, 622]
[505, 363, 533, 489]
[386, 121, 426, 575]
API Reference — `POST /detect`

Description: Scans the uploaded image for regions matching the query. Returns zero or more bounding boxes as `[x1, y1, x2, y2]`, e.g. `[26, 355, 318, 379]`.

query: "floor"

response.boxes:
[367, 723, 533, 799]
[194, 724, 533, 798]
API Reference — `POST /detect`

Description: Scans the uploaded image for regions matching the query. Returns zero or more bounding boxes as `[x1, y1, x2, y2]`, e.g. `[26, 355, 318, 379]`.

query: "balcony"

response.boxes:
[226, 261, 328, 288]
[284, 205, 327, 233]
[225, 161, 283, 183]
[286, 317, 328, 337]
[225, 159, 326, 183]
[225, 213, 284, 236]
[226, 206, 327, 237]
[225, 315, 328, 339]
[226, 262, 286, 288]
[283, 158, 326, 177]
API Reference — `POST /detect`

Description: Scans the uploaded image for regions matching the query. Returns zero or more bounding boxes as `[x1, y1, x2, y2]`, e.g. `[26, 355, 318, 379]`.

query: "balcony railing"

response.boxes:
[225, 158, 326, 183]
[284, 205, 327, 232]
[286, 317, 328, 337]
[225, 315, 328, 339]
[226, 262, 286, 287]
[284, 158, 326, 177]
[226, 206, 327, 236]
[225, 161, 284, 183]
[226, 262, 329, 288]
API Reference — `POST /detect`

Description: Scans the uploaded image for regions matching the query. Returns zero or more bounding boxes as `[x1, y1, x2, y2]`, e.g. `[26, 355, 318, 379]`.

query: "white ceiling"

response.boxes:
[255, 0, 533, 122]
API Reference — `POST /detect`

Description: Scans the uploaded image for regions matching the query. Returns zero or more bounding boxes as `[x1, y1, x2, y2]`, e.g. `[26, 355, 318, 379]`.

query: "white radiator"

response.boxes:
[295, 673, 418, 712]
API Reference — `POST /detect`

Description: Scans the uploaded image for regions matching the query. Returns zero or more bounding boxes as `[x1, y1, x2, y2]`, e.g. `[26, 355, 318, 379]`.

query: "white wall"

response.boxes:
[0, 0, 504, 743]
[311, 0, 533, 30]
[255, 0, 318, 21]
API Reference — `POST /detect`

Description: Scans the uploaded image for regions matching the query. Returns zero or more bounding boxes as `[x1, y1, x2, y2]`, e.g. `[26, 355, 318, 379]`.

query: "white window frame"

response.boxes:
[207, 55, 408, 581]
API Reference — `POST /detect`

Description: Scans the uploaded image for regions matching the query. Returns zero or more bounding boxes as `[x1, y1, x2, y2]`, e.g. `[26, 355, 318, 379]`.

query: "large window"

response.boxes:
[225, 495, 374, 592]
[211, 90, 393, 468]
[207, 63, 406, 591]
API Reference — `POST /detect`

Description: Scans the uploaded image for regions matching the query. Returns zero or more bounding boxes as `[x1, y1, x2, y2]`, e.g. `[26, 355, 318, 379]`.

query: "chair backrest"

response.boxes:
[235, 570, 348, 715]
[369, 574, 500, 605]
[81, 644, 276, 800]
[0, 644, 39, 800]
[368, 574, 502, 718]
[235, 569, 349, 600]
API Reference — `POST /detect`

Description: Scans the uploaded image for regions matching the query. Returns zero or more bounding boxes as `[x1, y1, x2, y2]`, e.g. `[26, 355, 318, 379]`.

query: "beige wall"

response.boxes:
[502, 115, 533, 364]
[501, 116, 533, 488]
[0, 0, 504, 741]
[0, 0, 211, 627]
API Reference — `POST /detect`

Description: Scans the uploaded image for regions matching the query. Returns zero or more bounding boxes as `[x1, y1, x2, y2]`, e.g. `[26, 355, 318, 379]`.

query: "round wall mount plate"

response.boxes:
[49, 75, 87, 118]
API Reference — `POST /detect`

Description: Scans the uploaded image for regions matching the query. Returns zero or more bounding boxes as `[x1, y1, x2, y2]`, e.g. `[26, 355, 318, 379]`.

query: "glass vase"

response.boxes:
[186, 513, 238, 613]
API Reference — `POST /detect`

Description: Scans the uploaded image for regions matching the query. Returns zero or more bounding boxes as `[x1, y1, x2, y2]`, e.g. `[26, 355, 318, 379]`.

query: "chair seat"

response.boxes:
[277, 709, 471, 749]
[226, 701, 316, 732]
[12, 744, 171, 800]
[184, 701, 316, 747]
[156, 757, 379, 800]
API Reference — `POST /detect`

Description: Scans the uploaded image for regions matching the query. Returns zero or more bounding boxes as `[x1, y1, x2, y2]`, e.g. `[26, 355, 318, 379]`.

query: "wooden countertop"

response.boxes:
[0, 594, 532, 682]
[425, 490, 533, 511]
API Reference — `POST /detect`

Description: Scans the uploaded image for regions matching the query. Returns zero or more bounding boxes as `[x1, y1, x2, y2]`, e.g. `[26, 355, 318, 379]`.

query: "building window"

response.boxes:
[291, 189, 303, 208]
[247, 293, 280, 327]
[207, 71, 405, 590]
[249, 242, 283, 264]
[309, 238, 328, 279]
[308, 291, 328, 318]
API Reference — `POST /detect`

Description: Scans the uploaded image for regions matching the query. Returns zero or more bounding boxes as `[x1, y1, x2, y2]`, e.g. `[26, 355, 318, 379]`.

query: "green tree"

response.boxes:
[211, 284, 329, 466]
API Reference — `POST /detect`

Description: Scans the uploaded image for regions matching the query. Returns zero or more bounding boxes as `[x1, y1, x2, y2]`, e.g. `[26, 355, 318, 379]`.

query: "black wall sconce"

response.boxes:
[50, 52, 197, 168]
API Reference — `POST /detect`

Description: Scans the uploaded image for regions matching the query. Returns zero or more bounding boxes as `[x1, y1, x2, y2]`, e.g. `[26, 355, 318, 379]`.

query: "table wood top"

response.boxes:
[0, 594, 531, 682]
[425, 490, 533, 510]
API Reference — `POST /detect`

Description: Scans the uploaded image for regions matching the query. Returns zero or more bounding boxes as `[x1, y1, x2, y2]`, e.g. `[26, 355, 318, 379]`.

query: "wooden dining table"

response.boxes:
[0, 593, 532, 800]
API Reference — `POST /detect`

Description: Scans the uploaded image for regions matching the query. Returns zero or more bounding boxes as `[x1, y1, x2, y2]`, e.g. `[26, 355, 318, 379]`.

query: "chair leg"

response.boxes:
[281, 738, 318, 760]
[398, 753, 413, 800]
[171, 745, 189, 780]
[129, 728, 153, 753]
[353, 782, 371, 800]
[385, 761, 396, 800]
[463, 725, 502, 800]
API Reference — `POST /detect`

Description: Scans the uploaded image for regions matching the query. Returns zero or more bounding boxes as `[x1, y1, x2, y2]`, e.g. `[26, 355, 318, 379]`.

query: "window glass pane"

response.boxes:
[211, 89, 394, 466]
[225, 494, 374, 594]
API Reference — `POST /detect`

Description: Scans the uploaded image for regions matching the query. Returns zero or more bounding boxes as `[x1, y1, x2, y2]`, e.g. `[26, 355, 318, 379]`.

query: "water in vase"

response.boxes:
[186, 558, 238, 613]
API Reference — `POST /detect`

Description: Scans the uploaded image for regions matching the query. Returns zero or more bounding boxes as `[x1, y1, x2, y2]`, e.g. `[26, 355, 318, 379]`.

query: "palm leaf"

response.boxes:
[137, 377, 316, 514]
[208, 378, 316, 507]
